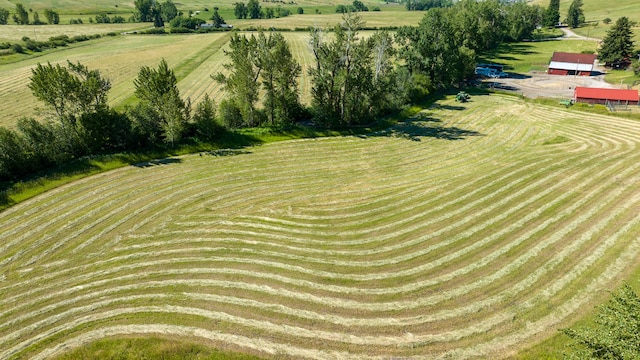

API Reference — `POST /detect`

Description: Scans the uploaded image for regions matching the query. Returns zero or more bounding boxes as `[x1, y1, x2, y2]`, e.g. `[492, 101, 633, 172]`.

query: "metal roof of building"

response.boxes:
[551, 52, 597, 64]
[548, 61, 594, 72]
[574, 87, 639, 102]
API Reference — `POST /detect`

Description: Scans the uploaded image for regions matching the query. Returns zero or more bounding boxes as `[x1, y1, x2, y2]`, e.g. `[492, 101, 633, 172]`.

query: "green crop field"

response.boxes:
[481, 39, 598, 74]
[0, 24, 148, 42]
[2, 94, 640, 359]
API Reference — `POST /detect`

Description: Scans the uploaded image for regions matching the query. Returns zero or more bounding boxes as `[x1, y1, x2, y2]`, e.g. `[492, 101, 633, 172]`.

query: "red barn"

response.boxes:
[548, 52, 597, 76]
[574, 87, 639, 105]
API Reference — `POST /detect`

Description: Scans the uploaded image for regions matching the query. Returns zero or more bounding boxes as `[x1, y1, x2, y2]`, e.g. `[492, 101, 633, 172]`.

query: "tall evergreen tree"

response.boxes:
[544, 0, 560, 27]
[599, 17, 635, 67]
[565, 0, 584, 28]
[211, 7, 226, 27]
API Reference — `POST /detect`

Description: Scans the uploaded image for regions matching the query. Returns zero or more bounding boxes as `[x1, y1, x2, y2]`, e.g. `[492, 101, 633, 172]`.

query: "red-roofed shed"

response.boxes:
[548, 52, 597, 76]
[574, 87, 639, 105]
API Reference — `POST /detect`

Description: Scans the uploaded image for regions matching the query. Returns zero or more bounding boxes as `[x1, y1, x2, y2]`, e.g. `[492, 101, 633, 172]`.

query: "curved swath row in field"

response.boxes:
[2, 95, 640, 359]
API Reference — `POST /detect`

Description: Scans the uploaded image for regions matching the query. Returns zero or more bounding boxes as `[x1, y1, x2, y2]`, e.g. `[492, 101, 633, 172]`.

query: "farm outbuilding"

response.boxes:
[548, 52, 597, 76]
[573, 87, 639, 105]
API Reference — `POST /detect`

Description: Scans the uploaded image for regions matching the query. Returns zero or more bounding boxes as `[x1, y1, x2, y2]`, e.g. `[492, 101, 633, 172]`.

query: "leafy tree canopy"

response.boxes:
[564, 283, 640, 359]
[0, 8, 9, 25]
[44, 9, 60, 24]
[29, 61, 111, 126]
[161, 0, 178, 22]
[133, 59, 189, 146]
[234, 2, 247, 19]
[247, 0, 262, 19]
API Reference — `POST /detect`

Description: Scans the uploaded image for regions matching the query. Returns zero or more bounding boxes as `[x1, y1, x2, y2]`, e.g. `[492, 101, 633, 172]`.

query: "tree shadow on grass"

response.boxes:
[369, 109, 484, 142]
[0, 130, 264, 212]
[206, 149, 252, 157]
[478, 42, 538, 71]
[131, 158, 183, 168]
[0, 190, 14, 210]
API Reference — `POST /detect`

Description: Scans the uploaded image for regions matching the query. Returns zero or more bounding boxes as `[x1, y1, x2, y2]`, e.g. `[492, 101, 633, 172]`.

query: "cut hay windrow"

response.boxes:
[2, 95, 640, 359]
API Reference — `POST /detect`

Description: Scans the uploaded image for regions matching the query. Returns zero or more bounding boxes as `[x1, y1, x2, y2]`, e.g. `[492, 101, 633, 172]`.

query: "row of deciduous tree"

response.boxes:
[218, 1, 543, 128]
[0, 59, 219, 180]
[0, 4, 59, 25]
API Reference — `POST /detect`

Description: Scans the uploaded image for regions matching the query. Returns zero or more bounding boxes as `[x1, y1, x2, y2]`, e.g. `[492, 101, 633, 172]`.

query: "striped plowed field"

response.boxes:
[2, 95, 640, 359]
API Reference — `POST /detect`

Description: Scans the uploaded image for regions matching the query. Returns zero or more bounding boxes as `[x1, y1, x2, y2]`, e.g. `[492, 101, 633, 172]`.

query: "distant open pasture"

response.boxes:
[0, 32, 236, 128]
[2, 94, 640, 359]
[530, 0, 640, 40]
[480, 39, 598, 74]
[229, 10, 424, 29]
[0, 0, 400, 24]
[0, 24, 148, 42]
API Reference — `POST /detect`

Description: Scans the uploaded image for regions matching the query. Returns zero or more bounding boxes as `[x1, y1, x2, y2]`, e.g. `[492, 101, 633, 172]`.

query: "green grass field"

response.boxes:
[480, 39, 598, 74]
[0, 33, 232, 128]
[2, 94, 640, 359]
[0, 0, 400, 26]
[2, 1, 640, 358]
[530, 0, 640, 40]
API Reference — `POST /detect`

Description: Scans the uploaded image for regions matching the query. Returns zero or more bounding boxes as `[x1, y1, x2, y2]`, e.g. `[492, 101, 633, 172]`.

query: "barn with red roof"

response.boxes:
[548, 52, 597, 76]
[573, 87, 639, 105]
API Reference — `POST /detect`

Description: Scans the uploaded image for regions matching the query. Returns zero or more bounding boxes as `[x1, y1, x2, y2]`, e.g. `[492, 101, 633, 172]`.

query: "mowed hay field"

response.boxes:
[2, 94, 640, 359]
[0, 33, 232, 128]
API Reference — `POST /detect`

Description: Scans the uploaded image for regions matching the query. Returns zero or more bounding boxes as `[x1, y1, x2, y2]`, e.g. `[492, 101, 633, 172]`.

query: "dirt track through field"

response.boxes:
[2, 95, 640, 359]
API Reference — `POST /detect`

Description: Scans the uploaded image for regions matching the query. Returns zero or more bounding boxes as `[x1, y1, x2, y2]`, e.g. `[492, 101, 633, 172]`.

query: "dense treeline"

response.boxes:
[233, 0, 291, 20]
[0, 0, 544, 181]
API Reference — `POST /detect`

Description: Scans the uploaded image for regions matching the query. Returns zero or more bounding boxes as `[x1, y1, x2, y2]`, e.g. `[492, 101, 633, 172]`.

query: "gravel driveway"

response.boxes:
[482, 28, 618, 100]
[486, 71, 616, 100]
